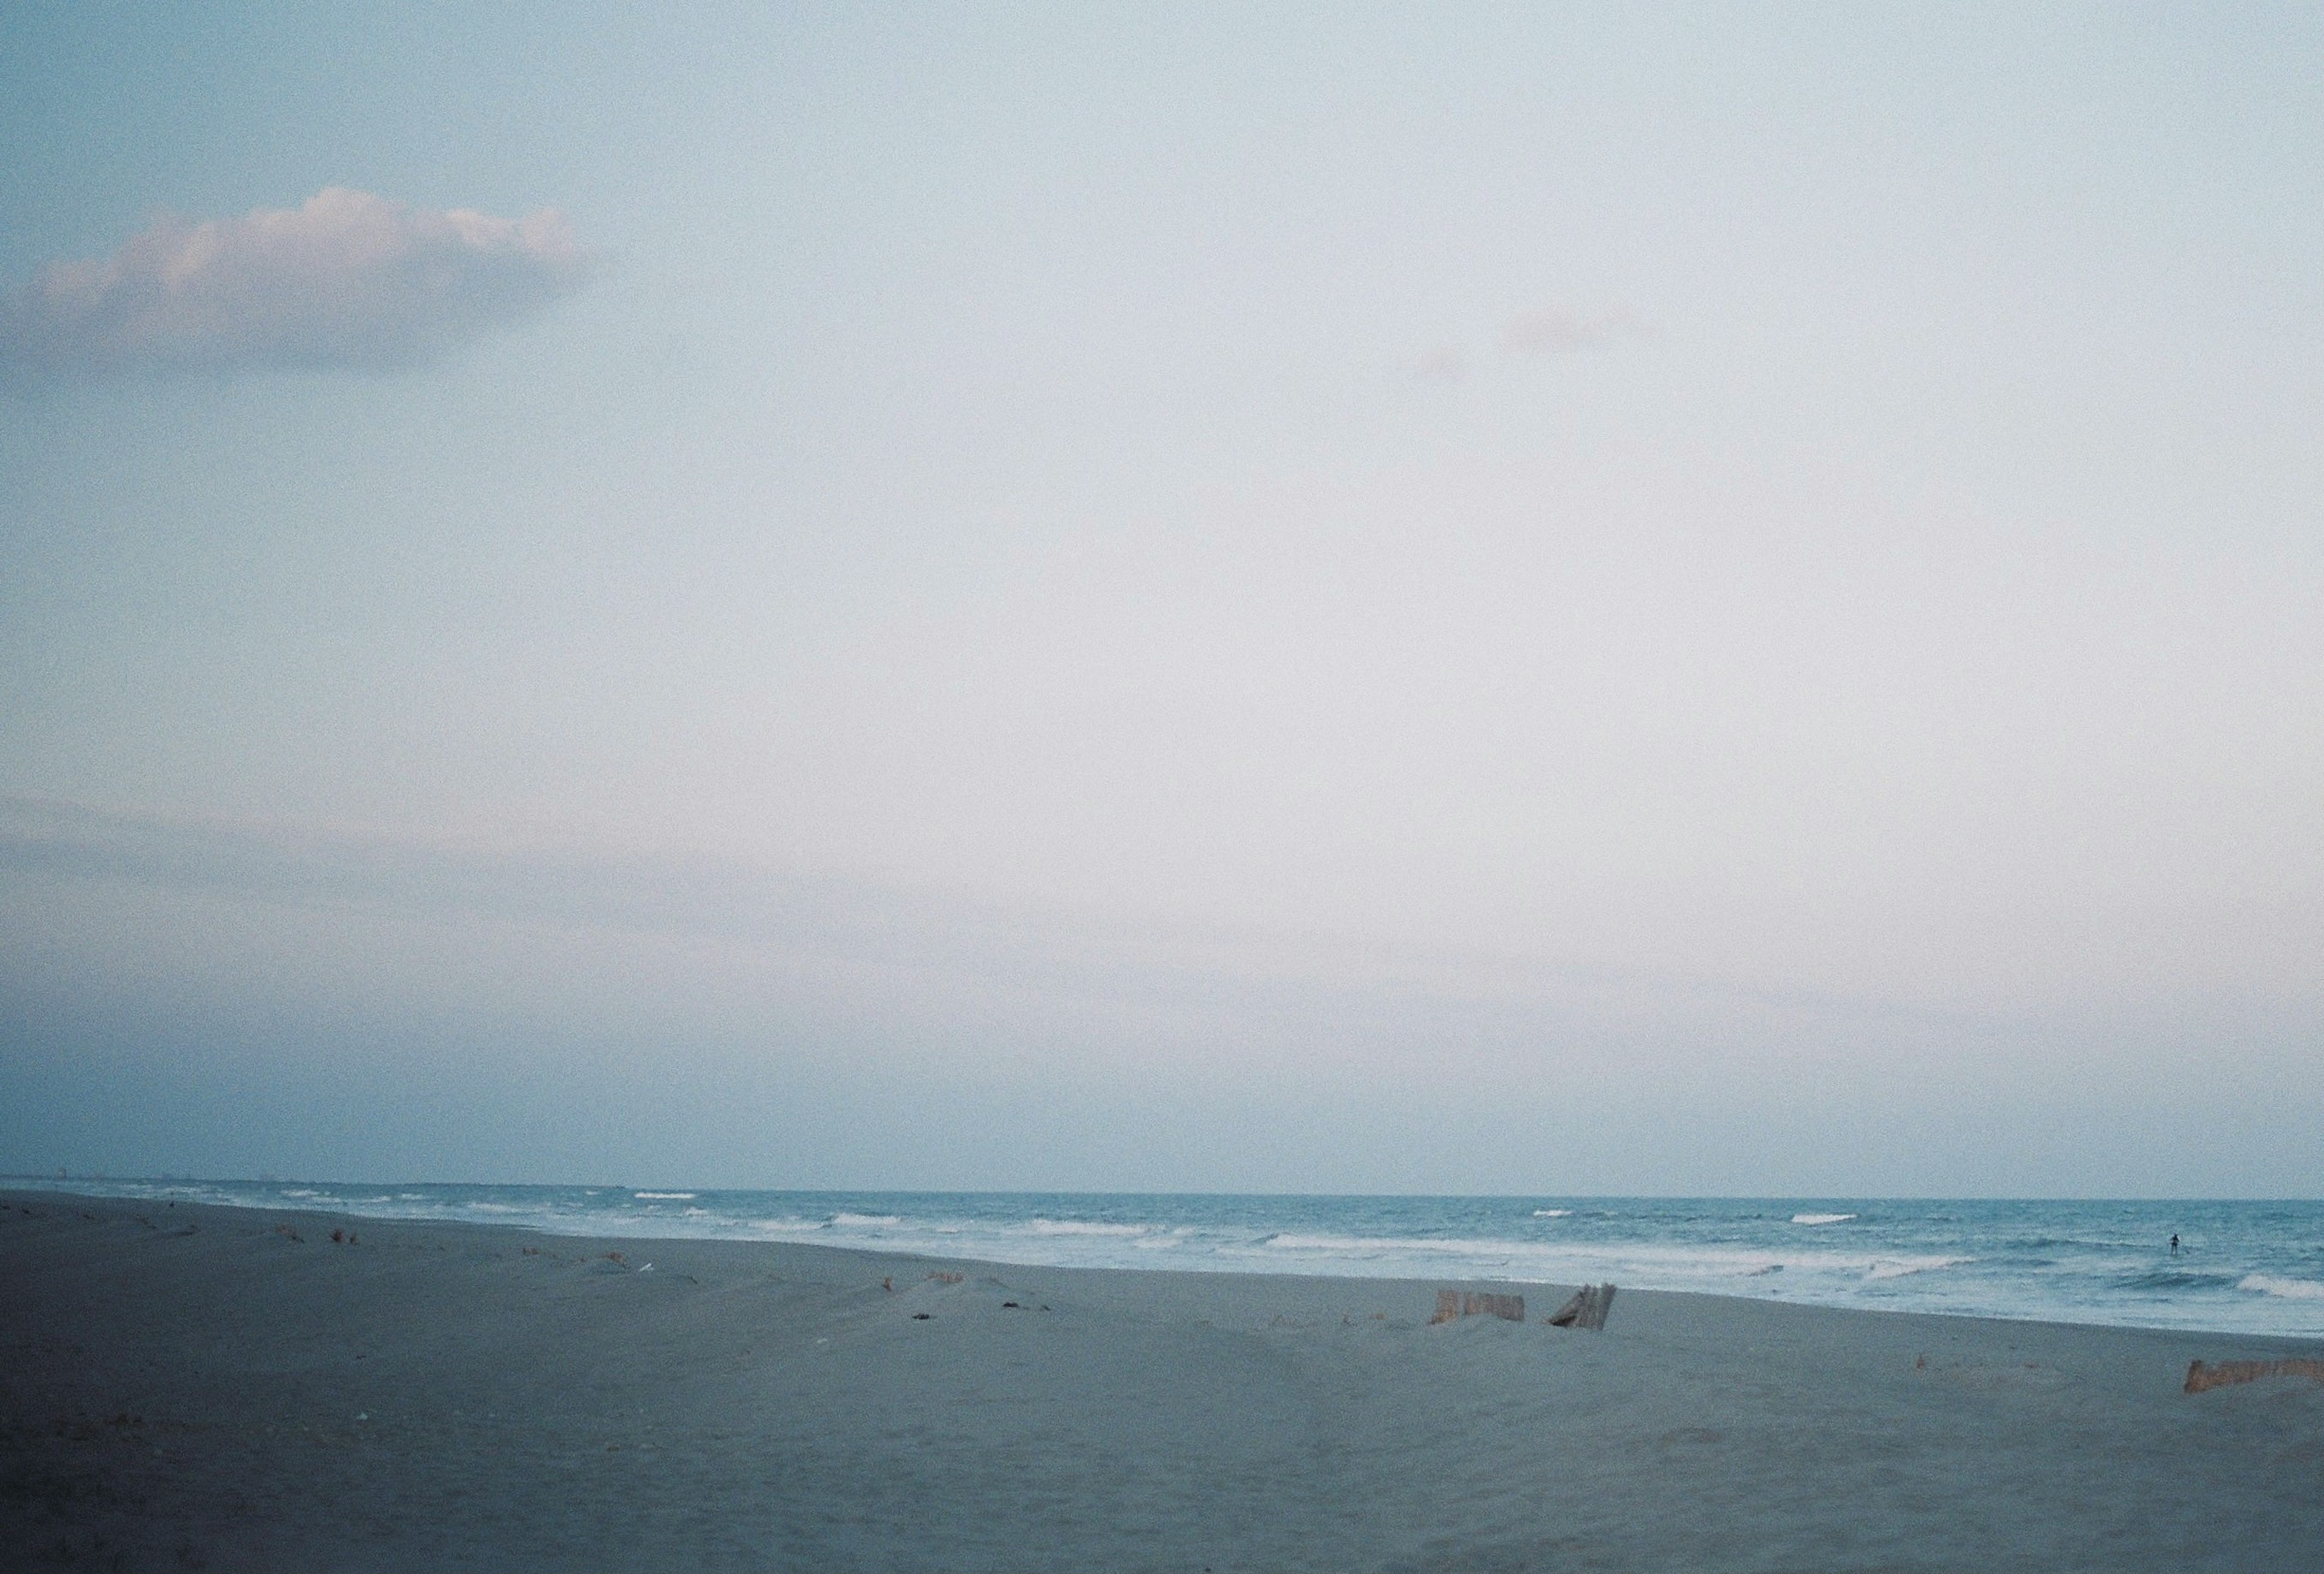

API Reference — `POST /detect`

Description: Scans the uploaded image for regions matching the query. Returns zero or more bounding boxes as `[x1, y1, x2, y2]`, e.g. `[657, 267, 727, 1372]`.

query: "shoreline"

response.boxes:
[9, 1177, 2314, 1340]
[7, 1188, 2323, 1570]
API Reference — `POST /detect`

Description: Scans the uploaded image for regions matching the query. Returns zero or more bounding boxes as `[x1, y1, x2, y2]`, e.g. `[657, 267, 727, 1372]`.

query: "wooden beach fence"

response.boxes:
[1427, 1282, 1617, 1329]
[1546, 1283, 1617, 1331]
[2184, 1357, 2324, 1394]
[1431, 1289, 1526, 1324]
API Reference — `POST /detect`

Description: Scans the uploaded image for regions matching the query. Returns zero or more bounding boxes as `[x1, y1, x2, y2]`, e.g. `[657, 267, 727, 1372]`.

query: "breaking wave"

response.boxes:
[1029, 1219, 1147, 1236]
[1866, 1256, 1971, 1280]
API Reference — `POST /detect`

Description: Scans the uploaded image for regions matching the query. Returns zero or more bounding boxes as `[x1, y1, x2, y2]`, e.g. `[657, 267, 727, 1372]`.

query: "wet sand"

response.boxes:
[4, 1189, 2321, 1571]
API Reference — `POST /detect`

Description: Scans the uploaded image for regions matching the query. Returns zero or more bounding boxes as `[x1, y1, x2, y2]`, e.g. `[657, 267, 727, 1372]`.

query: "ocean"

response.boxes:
[18, 1178, 2323, 1338]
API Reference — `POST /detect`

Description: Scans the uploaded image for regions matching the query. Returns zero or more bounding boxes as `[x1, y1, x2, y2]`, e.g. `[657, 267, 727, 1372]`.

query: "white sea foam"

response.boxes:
[746, 1215, 828, 1236]
[1794, 1213, 1856, 1226]
[1534, 1209, 1573, 1218]
[1266, 1232, 1517, 1256]
[1030, 1219, 1145, 1236]
[634, 1192, 696, 1200]
[1866, 1256, 1971, 1280]
[2239, 1274, 2324, 1300]
[1255, 1231, 1979, 1293]
[830, 1212, 901, 1228]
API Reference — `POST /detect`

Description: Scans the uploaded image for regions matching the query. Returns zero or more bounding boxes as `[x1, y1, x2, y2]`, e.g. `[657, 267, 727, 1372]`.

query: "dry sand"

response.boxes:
[5, 1190, 2321, 1572]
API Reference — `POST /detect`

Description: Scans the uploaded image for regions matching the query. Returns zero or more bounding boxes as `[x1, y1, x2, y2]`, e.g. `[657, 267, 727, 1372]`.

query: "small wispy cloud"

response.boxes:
[1500, 303, 1650, 355]
[1409, 345, 1467, 381]
[0, 186, 590, 384]
[1406, 305, 1651, 386]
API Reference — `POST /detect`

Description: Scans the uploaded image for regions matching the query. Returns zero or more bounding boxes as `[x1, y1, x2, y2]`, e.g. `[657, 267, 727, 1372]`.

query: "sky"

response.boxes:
[1, 3, 2319, 1194]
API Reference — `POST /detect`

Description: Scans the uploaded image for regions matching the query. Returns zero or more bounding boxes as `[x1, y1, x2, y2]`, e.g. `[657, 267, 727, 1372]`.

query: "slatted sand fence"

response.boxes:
[2184, 1357, 2324, 1393]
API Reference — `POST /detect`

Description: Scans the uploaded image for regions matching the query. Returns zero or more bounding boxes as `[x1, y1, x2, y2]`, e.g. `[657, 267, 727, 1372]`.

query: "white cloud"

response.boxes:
[1408, 344, 1467, 381]
[0, 186, 589, 383]
[1501, 303, 1649, 355]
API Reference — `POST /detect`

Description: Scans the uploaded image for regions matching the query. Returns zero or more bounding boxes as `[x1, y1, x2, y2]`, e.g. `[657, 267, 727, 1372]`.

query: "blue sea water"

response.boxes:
[18, 1178, 2324, 1337]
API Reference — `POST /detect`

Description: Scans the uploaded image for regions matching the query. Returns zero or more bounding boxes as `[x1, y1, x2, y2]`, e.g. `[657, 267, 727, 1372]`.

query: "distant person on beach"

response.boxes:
[2170, 1234, 2180, 1253]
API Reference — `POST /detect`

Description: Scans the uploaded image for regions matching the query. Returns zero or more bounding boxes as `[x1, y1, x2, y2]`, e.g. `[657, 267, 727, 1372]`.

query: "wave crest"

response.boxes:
[1865, 1256, 1971, 1280]
[1029, 1219, 1145, 1236]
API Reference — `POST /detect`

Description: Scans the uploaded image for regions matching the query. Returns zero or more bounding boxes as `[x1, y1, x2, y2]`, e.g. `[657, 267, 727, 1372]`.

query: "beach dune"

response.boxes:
[4, 1191, 2321, 1571]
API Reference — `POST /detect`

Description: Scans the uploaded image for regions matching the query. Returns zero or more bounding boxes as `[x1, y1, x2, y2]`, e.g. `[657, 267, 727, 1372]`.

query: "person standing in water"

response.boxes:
[2171, 1234, 2181, 1253]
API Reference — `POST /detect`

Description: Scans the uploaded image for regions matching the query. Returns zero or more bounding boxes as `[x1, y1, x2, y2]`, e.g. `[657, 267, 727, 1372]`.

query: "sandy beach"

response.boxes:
[4, 1190, 2321, 1572]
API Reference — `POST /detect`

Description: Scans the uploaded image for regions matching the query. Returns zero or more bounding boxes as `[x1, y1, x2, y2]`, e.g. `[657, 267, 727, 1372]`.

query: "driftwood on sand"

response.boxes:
[1431, 1289, 1527, 1324]
[2184, 1357, 2324, 1394]
[1547, 1283, 1617, 1331]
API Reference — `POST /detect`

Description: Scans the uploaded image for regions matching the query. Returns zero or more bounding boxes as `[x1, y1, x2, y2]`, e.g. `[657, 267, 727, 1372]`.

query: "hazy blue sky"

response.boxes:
[3, 4, 2319, 1192]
